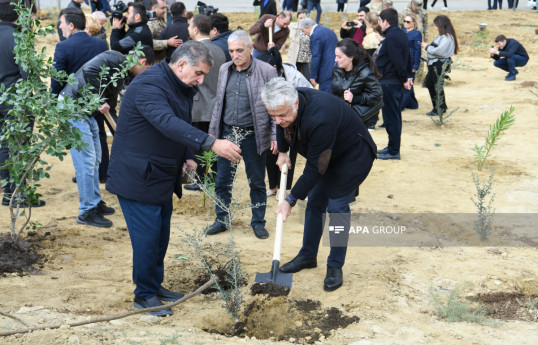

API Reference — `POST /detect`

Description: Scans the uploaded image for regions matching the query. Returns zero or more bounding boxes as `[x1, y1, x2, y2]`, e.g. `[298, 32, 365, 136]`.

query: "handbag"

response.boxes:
[351, 99, 384, 124]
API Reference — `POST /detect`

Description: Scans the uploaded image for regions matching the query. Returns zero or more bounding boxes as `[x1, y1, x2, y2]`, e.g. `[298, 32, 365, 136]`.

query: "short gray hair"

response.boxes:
[228, 29, 251, 47]
[261, 77, 298, 111]
[298, 17, 315, 30]
[170, 40, 213, 67]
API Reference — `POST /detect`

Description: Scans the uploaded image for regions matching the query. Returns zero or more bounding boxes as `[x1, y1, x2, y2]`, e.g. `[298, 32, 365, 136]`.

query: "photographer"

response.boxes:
[340, 6, 368, 45]
[110, 2, 153, 54]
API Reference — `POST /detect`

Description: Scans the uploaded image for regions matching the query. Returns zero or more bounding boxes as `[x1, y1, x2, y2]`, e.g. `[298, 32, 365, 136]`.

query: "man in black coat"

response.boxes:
[210, 13, 232, 62]
[106, 41, 241, 316]
[110, 1, 154, 54]
[375, 8, 412, 160]
[261, 78, 376, 292]
[489, 34, 529, 81]
[159, 1, 190, 61]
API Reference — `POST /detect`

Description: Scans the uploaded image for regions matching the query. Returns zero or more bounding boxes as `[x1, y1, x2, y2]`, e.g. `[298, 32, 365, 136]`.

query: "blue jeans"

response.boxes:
[119, 196, 172, 299]
[215, 125, 267, 229]
[307, 1, 322, 24]
[300, 180, 356, 268]
[70, 117, 102, 215]
[493, 54, 528, 76]
[252, 47, 263, 59]
[381, 83, 403, 155]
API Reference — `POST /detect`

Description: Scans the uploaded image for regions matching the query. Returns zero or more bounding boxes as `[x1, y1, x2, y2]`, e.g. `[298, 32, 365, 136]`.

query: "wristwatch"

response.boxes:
[285, 196, 296, 207]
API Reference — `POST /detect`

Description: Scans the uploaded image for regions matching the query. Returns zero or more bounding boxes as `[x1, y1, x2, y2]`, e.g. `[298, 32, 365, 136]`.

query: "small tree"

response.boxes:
[0, 1, 142, 243]
[429, 61, 458, 126]
[473, 106, 515, 171]
[471, 171, 495, 240]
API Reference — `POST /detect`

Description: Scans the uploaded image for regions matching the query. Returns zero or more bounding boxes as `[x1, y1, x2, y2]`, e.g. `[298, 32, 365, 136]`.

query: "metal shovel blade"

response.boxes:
[255, 259, 293, 289]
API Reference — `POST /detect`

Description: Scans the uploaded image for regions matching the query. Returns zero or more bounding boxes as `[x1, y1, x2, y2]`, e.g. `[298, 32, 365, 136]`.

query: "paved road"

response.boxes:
[39, 0, 534, 12]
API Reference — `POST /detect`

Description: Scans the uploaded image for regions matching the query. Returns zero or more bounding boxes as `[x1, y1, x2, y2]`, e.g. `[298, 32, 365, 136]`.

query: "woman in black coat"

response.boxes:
[331, 38, 382, 131]
[331, 38, 382, 202]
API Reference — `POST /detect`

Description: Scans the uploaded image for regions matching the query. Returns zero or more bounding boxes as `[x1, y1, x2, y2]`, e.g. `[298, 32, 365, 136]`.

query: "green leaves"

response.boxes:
[473, 106, 516, 171]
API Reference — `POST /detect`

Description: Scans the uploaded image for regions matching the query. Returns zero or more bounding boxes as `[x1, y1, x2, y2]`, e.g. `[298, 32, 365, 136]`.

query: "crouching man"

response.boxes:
[261, 78, 376, 291]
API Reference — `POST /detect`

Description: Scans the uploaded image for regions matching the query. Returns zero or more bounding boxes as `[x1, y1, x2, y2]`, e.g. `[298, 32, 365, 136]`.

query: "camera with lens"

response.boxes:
[197, 1, 218, 16]
[346, 21, 357, 27]
[110, 1, 128, 24]
[147, 10, 157, 20]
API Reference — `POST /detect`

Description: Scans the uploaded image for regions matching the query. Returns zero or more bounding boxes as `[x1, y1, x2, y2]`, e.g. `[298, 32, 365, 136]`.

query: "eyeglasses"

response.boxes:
[404, 20, 413, 23]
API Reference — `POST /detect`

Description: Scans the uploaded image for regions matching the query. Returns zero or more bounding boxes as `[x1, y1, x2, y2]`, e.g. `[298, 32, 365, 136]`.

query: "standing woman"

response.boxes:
[400, 13, 421, 110]
[288, 9, 312, 81]
[421, 15, 458, 116]
[362, 11, 382, 57]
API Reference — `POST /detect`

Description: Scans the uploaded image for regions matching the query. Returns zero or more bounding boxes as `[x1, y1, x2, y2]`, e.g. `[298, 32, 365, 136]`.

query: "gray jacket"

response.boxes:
[426, 34, 455, 65]
[192, 39, 226, 122]
[209, 58, 278, 154]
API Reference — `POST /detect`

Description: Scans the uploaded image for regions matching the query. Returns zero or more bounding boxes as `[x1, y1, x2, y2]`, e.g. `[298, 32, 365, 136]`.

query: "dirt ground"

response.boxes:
[0, 9, 537, 345]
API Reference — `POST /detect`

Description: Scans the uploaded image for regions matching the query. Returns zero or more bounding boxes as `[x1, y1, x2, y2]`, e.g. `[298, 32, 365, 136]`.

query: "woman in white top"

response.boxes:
[421, 15, 458, 116]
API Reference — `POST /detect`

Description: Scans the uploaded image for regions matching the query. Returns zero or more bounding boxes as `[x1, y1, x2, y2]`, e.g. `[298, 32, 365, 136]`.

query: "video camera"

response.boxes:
[197, 1, 218, 16]
[110, 1, 128, 23]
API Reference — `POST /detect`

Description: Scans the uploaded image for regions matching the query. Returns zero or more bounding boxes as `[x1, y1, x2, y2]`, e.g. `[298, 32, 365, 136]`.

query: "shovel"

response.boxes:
[255, 163, 293, 290]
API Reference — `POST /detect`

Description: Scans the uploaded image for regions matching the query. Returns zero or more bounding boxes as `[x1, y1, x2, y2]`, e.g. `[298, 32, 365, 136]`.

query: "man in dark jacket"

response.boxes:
[339, 6, 368, 45]
[261, 78, 376, 292]
[249, 11, 292, 58]
[106, 41, 241, 316]
[0, 0, 45, 207]
[210, 13, 232, 62]
[57, 0, 84, 41]
[110, 1, 153, 54]
[490, 34, 529, 81]
[51, 7, 108, 95]
[60, 48, 153, 228]
[375, 8, 412, 160]
[299, 17, 338, 93]
[159, 1, 189, 61]
[206, 30, 278, 240]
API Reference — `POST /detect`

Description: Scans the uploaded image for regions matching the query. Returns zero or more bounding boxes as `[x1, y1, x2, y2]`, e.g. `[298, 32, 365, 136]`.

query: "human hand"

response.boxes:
[270, 140, 278, 155]
[310, 78, 317, 87]
[268, 42, 275, 49]
[343, 88, 353, 103]
[211, 139, 242, 163]
[264, 18, 274, 28]
[98, 102, 110, 115]
[275, 201, 292, 222]
[112, 17, 124, 30]
[276, 152, 291, 171]
[182, 159, 197, 176]
[404, 78, 413, 90]
[167, 36, 182, 47]
[420, 41, 427, 49]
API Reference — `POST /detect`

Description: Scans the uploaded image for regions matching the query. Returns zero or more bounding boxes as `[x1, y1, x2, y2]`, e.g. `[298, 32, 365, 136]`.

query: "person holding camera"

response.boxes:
[340, 6, 368, 45]
[110, 2, 153, 54]
[489, 35, 528, 81]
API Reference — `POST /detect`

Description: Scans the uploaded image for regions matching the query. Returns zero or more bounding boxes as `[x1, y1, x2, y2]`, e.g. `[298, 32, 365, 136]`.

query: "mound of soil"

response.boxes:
[251, 282, 290, 297]
[0, 232, 48, 275]
[207, 297, 359, 344]
[194, 267, 247, 294]
[471, 292, 538, 322]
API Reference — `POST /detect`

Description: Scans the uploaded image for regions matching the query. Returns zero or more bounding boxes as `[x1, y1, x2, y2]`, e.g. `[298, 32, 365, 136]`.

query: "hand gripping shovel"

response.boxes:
[254, 164, 293, 290]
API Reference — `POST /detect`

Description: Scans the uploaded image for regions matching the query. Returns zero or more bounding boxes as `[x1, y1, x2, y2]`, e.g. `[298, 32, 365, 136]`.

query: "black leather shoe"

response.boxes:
[205, 220, 228, 235]
[324, 266, 343, 291]
[157, 286, 184, 302]
[184, 183, 202, 191]
[72, 176, 77, 183]
[377, 147, 389, 155]
[96, 200, 115, 216]
[426, 110, 437, 116]
[279, 255, 317, 273]
[253, 226, 269, 239]
[133, 295, 172, 316]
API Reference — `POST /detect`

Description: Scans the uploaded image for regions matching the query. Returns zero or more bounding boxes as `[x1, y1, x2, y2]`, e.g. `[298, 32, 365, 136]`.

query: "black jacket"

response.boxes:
[106, 60, 213, 205]
[375, 24, 412, 84]
[159, 17, 190, 61]
[277, 88, 376, 199]
[331, 62, 383, 114]
[492, 38, 529, 61]
[0, 22, 28, 118]
[340, 24, 366, 45]
[260, 0, 277, 17]
[59, 50, 126, 118]
[212, 30, 233, 62]
[110, 21, 154, 54]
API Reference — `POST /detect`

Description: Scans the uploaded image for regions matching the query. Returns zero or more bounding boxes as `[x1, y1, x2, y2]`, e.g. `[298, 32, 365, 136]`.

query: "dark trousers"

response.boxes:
[431, 0, 448, 7]
[296, 62, 310, 81]
[425, 61, 447, 113]
[266, 149, 297, 190]
[299, 181, 356, 268]
[118, 196, 173, 299]
[381, 83, 403, 155]
[95, 113, 109, 181]
[307, 1, 322, 24]
[318, 79, 332, 93]
[215, 125, 267, 229]
[337, 3, 345, 12]
[493, 54, 528, 76]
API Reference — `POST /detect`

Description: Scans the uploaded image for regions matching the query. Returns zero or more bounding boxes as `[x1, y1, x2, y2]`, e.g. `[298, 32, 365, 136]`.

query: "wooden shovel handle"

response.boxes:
[273, 164, 288, 261]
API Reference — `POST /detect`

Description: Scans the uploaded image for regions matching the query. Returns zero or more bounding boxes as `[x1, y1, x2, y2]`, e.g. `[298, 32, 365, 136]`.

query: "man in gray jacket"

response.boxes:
[207, 30, 278, 239]
[183, 14, 226, 191]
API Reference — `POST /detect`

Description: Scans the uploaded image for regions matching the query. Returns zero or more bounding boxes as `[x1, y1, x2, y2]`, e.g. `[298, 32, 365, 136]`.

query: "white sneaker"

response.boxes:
[442, 6, 448, 10]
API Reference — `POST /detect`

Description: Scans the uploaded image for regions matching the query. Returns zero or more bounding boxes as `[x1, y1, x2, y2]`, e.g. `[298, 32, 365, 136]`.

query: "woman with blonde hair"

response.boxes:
[400, 13, 421, 110]
[362, 12, 382, 57]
